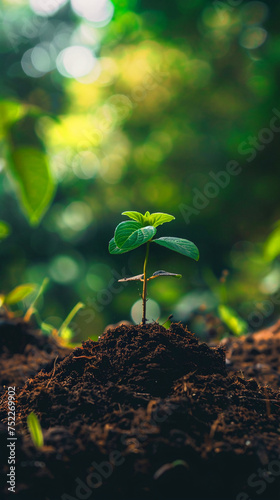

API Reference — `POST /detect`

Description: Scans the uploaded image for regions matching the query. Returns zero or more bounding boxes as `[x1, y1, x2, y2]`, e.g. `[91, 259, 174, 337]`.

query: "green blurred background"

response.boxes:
[0, 0, 280, 341]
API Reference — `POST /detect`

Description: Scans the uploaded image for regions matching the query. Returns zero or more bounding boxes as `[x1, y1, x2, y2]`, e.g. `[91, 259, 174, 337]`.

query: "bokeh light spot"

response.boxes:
[31, 44, 56, 73]
[71, 0, 114, 27]
[240, 27, 267, 50]
[72, 151, 100, 179]
[30, 0, 67, 17]
[21, 49, 45, 78]
[62, 201, 92, 231]
[131, 299, 161, 324]
[49, 255, 80, 283]
[56, 46, 97, 78]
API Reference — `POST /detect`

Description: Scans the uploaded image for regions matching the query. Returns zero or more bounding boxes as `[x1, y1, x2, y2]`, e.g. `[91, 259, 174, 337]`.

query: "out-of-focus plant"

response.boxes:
[3, 111, 56, 226]
[0, 221, 10, 240]
[27, 412, 44, 449]
[0, 283, 37, 312]
[264, 221, 280, 263]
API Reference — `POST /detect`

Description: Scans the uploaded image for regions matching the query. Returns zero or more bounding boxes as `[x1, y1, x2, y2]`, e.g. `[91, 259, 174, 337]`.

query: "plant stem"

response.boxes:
[142, 241, 150, 325]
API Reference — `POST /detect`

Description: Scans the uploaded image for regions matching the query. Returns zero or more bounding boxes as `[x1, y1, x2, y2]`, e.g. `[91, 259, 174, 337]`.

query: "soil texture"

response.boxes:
[222, 320, 280, 390]
[0, 322, 280, 500]
[0, 313, 71, 392]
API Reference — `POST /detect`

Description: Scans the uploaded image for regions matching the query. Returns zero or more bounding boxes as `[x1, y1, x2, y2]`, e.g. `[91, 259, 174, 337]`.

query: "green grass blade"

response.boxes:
[58, 302, 85, 337]
[27, 412, 44, 448]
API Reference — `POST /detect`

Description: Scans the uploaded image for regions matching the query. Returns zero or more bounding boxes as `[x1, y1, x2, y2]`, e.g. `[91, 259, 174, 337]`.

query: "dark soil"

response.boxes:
[222, 320, 280, 391]
[1, 322, 280, 500]
[0, 313, 71, 392]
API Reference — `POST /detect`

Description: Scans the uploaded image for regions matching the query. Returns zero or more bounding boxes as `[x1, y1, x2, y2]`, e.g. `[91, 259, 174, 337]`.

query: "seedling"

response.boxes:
[205, 269, 248, 337]
[27, 412, 44, 448]
[39, 301, 85, 344]
[57, 301, 85, 339]
[0, 283, 37, 315]
[109, 211, 199, 324]
[24, 277, 50, 322]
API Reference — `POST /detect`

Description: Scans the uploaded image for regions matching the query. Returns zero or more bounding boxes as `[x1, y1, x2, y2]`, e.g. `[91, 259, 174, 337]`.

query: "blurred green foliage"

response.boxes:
[0, 0, 280, 340]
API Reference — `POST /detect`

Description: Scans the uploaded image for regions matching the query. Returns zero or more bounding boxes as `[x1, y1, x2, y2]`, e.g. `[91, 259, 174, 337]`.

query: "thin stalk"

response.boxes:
[58, 302, 85, 337]
[24, 278, 50, 322]
[142, 241, 150, 325]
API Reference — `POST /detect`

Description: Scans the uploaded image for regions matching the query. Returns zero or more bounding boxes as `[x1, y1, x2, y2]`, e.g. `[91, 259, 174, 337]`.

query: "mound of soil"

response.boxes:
[1, 322, 280, 500]
[0, 313, 71, 392]
[222, 320, 280, 390]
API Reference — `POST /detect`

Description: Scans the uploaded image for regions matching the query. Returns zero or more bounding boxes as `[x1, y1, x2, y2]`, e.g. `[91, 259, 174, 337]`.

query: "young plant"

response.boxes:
[27, 412, 44, 448]
[109, 211, 199, 324]
[0, 283, 37, 315]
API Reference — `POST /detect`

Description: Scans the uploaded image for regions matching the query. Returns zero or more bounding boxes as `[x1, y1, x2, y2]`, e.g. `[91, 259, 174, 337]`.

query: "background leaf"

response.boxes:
[27, 412, 44, 448]
[0, 221, 10, 240]
[7, 147, 55, 226]
[218, 305, 248, 337]
[5, 284, 37, 305]
[153, 237, 199, 260]
[263, 221, 280, 262]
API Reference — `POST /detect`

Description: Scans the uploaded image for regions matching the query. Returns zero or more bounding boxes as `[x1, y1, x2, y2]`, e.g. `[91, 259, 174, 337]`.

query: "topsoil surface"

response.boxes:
[222, 319, 280, 391]
[0, 322, 280, 500]
[0, 313, 71, 392]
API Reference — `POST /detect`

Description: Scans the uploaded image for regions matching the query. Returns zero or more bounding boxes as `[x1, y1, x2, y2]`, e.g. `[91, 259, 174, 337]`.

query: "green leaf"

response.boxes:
[0, 221, 10, 240]
[40, 322, 55, 335]
[122, 211, 145, 225]
[5, 284, 37, 305]
[145, 212, 175, 228]
[122, 211, 175, 228]
[27, 412, 44, 448]
[218, 305, 248, 337]
[153, 237, 199, 260]
[114, 224, 156, 253]
[108, 237, 124, 254]
[264, 223, 280, 262]
[0, 100, 23, 138]
[8, 147, 56, 226]
[114, 220, 142, 247]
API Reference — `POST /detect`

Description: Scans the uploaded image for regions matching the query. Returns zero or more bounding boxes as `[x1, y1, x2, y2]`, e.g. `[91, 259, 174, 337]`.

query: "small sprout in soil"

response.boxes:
[218, 304, 247, 337]
[57, 301, 85, 341]
[24, 277, 50, 322]
[27, 412, 44, 448]
[0, 283, 37, 314]
[109, 211, 199, 324]
[154, 459, 189, 480]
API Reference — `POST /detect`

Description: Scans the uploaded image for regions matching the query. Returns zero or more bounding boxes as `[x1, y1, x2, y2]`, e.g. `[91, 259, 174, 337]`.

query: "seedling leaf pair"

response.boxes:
[122, 211, 175, 227]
